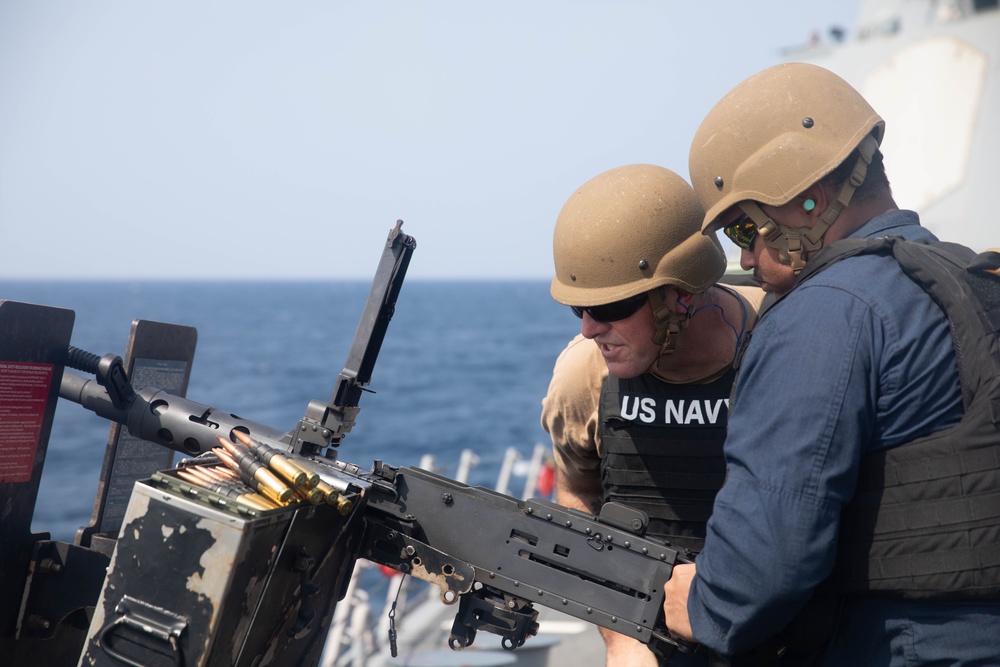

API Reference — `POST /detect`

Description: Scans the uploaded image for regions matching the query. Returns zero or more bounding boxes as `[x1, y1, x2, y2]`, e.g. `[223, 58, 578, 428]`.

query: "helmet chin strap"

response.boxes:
[646, 287, 690, 358]
[742, 134, 879, 274]
[645, 288, 733, 384]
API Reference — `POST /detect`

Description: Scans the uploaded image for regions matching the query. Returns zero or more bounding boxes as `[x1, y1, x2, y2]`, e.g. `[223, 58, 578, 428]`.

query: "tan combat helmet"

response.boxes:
[551, 164, 726, 354]
[689, 62, 885, 273]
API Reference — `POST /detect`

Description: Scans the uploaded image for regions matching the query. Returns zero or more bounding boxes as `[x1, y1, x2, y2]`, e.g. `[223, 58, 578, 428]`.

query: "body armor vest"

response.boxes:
[598, 368, 735, 552]
[797, 237, 1000, 599]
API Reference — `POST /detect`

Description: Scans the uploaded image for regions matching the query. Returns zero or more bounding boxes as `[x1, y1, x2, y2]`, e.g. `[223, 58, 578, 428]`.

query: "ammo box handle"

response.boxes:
[98, 595, 188, 667]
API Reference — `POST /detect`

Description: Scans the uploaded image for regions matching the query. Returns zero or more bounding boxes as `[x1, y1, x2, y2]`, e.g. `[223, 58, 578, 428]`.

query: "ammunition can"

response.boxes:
[79, 470, 365, 667]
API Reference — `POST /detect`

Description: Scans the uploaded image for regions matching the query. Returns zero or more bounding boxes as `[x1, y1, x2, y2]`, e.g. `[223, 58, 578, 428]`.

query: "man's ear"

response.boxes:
[674, 287, 696, 313]
[799, 183, 831, 221]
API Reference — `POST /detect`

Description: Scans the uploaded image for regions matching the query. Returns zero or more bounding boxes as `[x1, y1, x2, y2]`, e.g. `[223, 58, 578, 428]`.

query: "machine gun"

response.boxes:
[0, 223, 696, 666]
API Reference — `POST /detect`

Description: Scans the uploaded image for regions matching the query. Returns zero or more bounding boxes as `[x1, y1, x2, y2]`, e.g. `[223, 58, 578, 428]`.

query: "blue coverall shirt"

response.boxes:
[688, 210, 1000, 664]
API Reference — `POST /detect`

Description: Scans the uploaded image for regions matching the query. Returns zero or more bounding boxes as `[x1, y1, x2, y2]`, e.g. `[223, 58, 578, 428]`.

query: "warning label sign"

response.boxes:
[0, 362, 54, 483]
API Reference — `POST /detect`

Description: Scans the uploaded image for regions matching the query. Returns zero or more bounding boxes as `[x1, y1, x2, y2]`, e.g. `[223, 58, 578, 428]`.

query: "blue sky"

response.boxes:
[0, 1, 860, 280]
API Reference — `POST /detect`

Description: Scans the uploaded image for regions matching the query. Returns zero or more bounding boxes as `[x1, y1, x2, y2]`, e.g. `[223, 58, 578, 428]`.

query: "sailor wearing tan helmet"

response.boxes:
[541, 164, 764, 666]
[661, 62, 1000, 665]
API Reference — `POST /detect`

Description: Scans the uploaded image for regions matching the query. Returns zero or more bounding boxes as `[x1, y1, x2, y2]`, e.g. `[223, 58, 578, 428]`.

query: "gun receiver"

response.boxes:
[51, 221, 698, 663]
[352, 462, 692, 655]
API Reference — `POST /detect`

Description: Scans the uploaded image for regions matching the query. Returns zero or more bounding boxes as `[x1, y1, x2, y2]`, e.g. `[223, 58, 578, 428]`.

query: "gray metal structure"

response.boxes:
[786, 0, 999, 252]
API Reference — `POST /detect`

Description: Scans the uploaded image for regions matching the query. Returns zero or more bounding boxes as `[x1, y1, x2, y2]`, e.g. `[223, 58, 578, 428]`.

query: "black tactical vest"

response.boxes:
[598, 368, 735, 552]
[796, 237, 1000, 598]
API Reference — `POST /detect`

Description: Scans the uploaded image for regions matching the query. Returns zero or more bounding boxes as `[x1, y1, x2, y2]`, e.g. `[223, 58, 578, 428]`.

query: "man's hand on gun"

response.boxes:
[663, 562, 697, 642]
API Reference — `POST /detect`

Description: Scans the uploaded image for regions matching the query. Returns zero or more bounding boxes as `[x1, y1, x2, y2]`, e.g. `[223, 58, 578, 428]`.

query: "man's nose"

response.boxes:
[740, 246, 757, 271]
[580, 311, 609, 339]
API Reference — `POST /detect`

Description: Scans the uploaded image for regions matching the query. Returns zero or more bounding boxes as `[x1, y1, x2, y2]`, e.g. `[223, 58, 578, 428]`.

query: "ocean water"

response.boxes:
[1, 279, 580, 542]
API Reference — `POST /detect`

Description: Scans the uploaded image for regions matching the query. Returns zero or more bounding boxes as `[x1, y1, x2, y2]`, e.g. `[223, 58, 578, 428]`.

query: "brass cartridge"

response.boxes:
[294, 485, 326, 505]
[232, 430, 318, 488]
[185, 466, 281, 509]
[314, 479, 354, 515]
[214, 442, 295, 506]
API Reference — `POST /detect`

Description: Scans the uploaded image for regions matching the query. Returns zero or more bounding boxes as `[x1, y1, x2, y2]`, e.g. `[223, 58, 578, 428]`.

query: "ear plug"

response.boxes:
[803, 199, 816, 212]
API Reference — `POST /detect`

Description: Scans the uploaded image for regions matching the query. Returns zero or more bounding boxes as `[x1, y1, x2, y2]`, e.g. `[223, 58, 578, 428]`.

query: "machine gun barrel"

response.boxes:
[59, 374, 292, 457]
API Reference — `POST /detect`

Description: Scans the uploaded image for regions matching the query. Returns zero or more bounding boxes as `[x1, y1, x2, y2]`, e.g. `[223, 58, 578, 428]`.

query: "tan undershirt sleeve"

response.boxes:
[540, 334, 608, 481]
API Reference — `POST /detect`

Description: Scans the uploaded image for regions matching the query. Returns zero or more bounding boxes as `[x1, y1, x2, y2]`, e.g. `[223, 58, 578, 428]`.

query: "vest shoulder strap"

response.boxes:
[802, 236, 1000, 420]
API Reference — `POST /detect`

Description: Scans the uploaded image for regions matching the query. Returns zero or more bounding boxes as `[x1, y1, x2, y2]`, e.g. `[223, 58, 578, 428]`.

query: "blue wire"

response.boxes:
[688, 295, 748, 358]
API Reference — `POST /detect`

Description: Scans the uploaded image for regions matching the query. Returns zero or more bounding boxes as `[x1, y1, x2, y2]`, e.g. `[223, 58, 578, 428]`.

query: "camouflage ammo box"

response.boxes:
[79, 469, 365, 667]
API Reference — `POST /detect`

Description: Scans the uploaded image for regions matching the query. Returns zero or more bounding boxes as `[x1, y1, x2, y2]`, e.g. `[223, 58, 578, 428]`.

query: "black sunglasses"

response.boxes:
[570, 293, 648, 323]
[723, 213, 758, 250]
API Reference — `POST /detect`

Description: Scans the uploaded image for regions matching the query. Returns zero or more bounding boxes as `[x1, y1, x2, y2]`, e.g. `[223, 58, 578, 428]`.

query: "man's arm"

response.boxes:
[541, 334, 607, 500]
[554, 466, 602, 515]
[683, 289, 881, 655]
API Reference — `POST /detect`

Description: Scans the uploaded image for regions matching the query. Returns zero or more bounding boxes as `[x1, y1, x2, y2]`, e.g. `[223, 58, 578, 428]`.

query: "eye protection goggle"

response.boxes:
[570, 293, 647, 323]
[723, 213, 758, 250]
